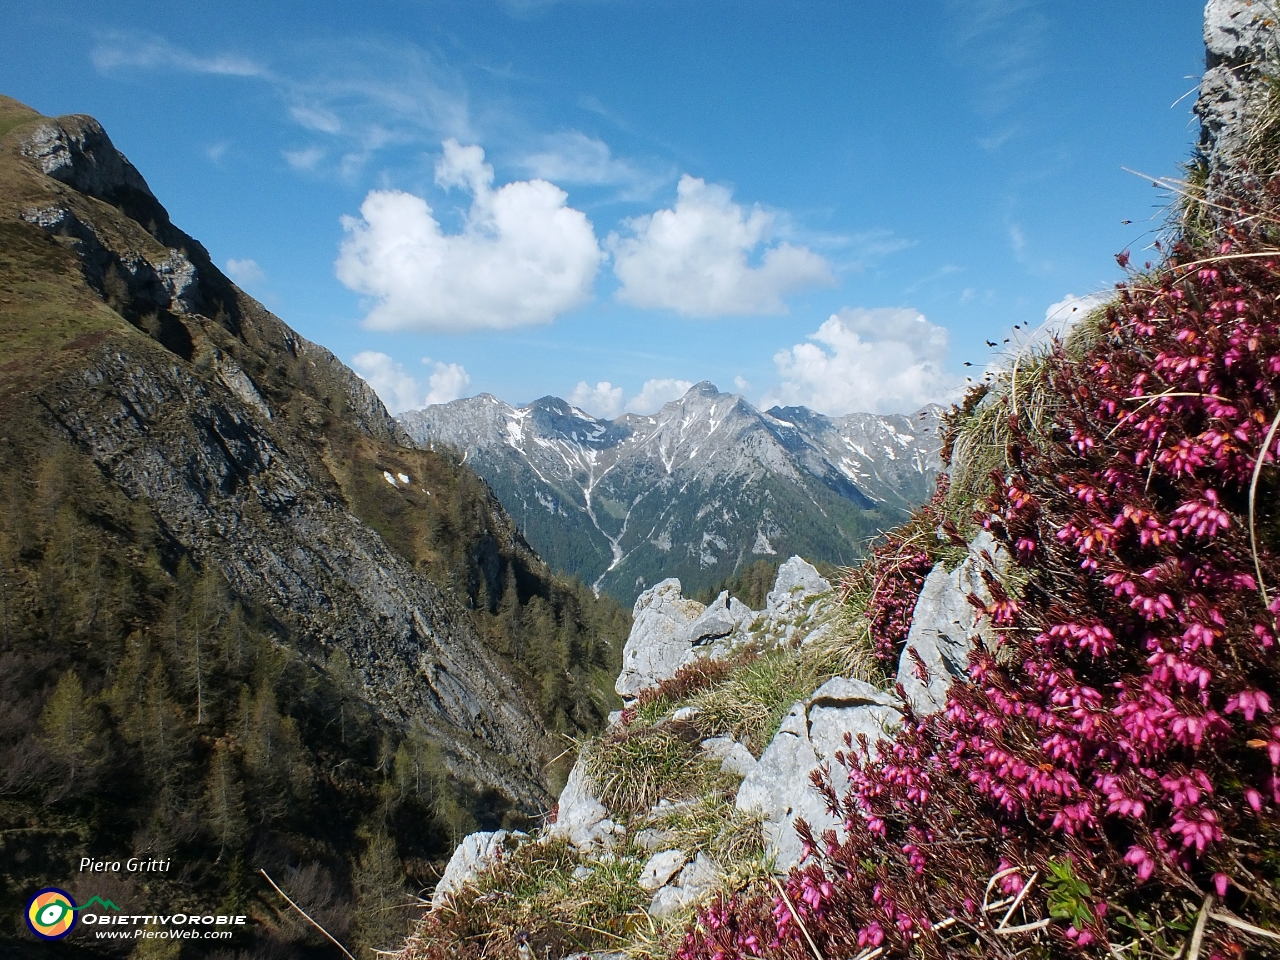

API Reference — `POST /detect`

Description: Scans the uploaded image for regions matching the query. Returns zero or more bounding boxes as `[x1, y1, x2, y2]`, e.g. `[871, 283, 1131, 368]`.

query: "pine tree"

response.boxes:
[205, 739, 248, 856]
[39, 670, 106, 791]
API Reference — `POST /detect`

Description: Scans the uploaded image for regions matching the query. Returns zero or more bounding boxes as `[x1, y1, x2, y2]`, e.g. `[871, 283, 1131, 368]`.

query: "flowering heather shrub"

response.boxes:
[674, 219, 1280, 956]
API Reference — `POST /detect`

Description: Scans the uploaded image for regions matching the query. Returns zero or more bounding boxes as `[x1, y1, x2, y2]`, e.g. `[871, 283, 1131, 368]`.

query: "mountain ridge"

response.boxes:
[399, 382, 941, 602]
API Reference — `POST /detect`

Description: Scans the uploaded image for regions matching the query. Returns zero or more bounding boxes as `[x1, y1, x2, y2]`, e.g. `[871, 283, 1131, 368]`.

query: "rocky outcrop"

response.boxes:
[431, 830, 526, 910]
[736, 677, 902, 871]
[649, 853, 719, 919]
[616, 580, 708, 698]
[1196, 0, 1280, 202]
[547, 758, 619, 849]
[5, 106, 553, 810]
[766, 556, 833, 618]
[639, 849, 688, 892]
[895, 530, 1008, 715]
[615, 559, 833, 699]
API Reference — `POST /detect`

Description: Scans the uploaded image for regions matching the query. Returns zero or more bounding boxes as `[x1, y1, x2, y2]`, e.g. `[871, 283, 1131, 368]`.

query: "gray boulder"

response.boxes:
[616, 579, 705, 697]
[736, 678, 901, 871]
[639, 849, 688, 892]
[431, 830, 525, 909]
[807, 677, 903, 761]
[548, 758, 617, 849]
[766, 557, 832, 618]
[649, 853, 720, 918]
[701, 735, 758, 778]
[896, 530, 1008, 716]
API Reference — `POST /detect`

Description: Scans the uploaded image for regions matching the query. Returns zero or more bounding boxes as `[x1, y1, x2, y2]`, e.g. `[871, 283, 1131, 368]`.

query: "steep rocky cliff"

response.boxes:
[0, 94, 626, 957]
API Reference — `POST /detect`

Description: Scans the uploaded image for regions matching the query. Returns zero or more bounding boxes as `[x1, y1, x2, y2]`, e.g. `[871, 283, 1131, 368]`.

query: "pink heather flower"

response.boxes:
[1225, 689, 1272, 722]
[1213, 873, 1230, 897]
[1125, 844, 1156, 881]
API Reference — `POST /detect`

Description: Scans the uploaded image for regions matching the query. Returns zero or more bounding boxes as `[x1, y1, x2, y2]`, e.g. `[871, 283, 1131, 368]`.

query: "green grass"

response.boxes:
[584, 722, 713, 814]
[410, 838, 648, 960]
[690, 646, 838, 756]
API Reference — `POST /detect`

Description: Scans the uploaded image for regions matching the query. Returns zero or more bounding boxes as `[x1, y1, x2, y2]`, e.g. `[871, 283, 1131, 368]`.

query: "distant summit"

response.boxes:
[400, 382, 942, 602]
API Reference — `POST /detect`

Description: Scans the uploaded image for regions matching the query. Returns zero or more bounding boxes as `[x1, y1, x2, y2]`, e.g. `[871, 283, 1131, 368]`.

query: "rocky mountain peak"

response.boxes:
[401, 383, 942, 601]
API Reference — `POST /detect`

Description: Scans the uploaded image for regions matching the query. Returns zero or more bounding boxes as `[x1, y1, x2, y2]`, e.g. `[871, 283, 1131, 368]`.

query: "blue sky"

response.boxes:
[1, 0, 1207, 418]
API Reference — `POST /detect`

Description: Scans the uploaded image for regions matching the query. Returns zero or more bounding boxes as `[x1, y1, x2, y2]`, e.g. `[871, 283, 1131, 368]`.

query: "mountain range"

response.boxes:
[399, 384, 942, 603]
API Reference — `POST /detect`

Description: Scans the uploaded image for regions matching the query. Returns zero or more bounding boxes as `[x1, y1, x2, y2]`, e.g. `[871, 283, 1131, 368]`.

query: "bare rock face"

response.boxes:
[1195, 0, 1280, 206]
[19, 116, 155, 206]
[614, 559, 834, 699]
[10, 112, 549, 810]
[615, 579, 707, 697]
[736, 677, 901, 872]
[431, 830, 526, 910]
[895, 530, 1008, 716]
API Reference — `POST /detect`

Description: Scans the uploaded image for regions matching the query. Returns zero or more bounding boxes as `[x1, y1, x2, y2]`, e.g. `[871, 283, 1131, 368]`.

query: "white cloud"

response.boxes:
[763, 308, 962, 416]
[335, 139, 603, 332]
[980, 291, 1112, 379]
[627, 379, 694, 415]
[519, 132, 670, 199]
[349, 351, 471, 413]
[92, 35, 269, 77]
[1041, 291, 1110, 338]
[609, 175, 833, 316]
[733, 375, 751, 393]
[289, 104, 342, 134]
[225, 258, 266, 288]
[284, 146, 325, 171]
[570, 381, 625, 419]
[424, 359, 471, 405]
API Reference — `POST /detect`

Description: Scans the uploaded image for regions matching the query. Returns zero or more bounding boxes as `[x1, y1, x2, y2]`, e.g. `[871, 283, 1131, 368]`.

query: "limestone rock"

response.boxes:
[766, 557, 832, 618]
[616, 579, 705, 698]
[639, 849, 688, 892]
[896, 530, 1008, 716]
[736, 678, 902, 871]
[20, 117, 155, 205]
[633, 827, 675, 852]
[702, 735, 758, 778]
[807, 677, 903, 761]
[548, 758, 615, 849]
[1194, 1, 1280, 213]
[649, 853, 720, 918]
[431, 830, 525, 909]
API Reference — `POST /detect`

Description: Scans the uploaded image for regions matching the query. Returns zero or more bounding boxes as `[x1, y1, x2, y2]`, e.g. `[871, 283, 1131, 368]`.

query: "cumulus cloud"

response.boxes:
[1041, 291, 1110, 338]
[763, 308, 962, 416]
[627, 378, 694, 415]
[225, 258, 266, 288]
[570, 381, 625, 419]
[424, 360, 471, 405]
[350, 351, 471, 414]
[335, 139, 603, 332]
[608, 175, 833, 316]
